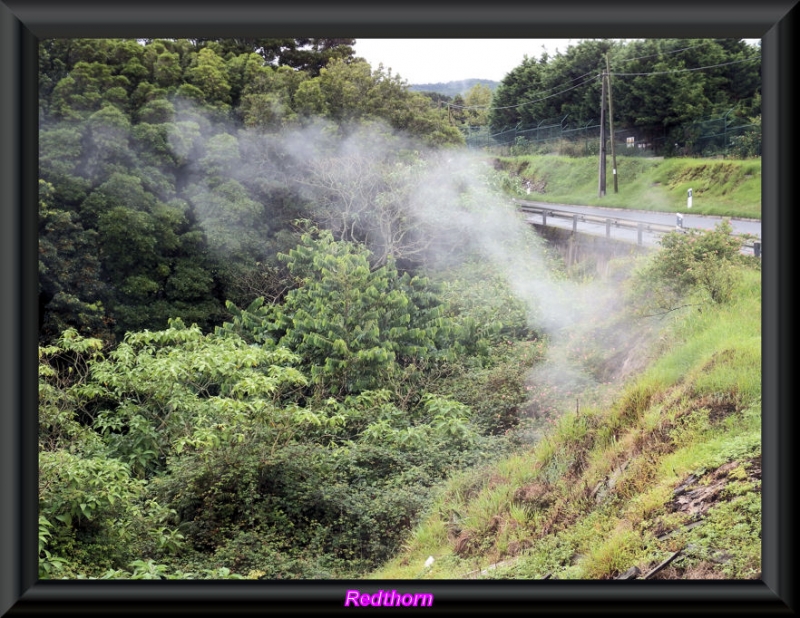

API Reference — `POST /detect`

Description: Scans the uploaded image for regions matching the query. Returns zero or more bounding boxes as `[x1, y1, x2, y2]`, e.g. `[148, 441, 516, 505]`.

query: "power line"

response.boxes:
[447, 55, 759, 115]
[611, 55, 760, 77]
[447, 53, 759, 131]
[453, 43, 757, 112]
[610, 39, 760, 68]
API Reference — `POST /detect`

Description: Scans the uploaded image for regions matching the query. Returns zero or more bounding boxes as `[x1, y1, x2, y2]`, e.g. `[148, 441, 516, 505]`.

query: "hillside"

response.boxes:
[494, 155, 762, 220]
[409, 78, 499, 97]
[369, 244, 762, 580]
[33, 36, 763, 586]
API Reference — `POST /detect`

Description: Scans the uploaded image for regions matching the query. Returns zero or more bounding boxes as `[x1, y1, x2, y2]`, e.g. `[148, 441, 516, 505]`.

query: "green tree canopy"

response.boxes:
[488, 38, 761, 142]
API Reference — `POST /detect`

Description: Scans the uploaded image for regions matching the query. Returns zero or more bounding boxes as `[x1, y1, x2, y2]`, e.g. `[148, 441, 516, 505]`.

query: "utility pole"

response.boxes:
[598, 69, 607, 197]
[606, 53, 618, 193]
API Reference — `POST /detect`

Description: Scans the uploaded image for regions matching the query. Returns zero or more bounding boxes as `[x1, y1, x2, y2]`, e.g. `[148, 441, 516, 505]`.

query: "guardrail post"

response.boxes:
[542, 211, 547, 226]
[754, 241, 761, 258]
[573, 214, 578, 233]
[637, 223, 643, 245]
[606, 219, 611, 237]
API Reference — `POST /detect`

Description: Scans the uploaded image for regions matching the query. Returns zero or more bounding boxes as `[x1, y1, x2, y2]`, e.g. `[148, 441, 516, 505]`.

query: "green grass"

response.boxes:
[497, 155, 761, 219]
[368, 260, 761, 580]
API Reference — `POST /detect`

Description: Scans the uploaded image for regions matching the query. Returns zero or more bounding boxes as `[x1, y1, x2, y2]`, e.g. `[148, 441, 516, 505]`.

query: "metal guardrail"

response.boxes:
[513, 200, 761, 257]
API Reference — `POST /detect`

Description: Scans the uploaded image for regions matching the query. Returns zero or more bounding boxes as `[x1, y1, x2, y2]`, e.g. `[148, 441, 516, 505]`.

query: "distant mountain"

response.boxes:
[409, 78, 499, 97]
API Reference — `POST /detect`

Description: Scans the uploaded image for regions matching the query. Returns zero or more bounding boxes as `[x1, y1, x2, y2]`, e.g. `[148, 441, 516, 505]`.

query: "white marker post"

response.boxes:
[687, 188, 693, 209]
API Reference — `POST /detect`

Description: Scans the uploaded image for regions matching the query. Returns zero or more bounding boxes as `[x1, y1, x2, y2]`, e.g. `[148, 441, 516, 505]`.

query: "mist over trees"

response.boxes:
[38, 37, 761, 342]
[38, 37, 549, 580]
[38, 37, 465, 342]
[37, 37, 761, 581]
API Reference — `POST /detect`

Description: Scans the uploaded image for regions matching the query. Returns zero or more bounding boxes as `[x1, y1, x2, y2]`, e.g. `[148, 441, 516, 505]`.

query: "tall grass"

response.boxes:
[500, 155, 761, 219]
[368, 259, 761, 580]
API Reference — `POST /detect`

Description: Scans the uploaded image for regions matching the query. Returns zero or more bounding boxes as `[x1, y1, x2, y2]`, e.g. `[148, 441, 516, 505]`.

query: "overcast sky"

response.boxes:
[352, 38, 761, 86]
[353, 39, 576, 85]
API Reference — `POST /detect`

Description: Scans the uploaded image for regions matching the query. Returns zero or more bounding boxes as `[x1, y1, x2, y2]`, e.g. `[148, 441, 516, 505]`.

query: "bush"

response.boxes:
[221, 228, 455, 398]
[628, 220, 749, 314]
[150, 440, 447, 576]
[39, 450, 180, 577]
[437, 339, 547, 434]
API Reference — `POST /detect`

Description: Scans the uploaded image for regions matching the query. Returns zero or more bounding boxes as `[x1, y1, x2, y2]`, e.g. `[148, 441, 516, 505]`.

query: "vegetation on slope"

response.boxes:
[36, 37, 763, 583]
[37, 218, 551, 580]
[495, 155, 761, 219]
[37, 38, 465, 345]
[369, 223, 762, 580]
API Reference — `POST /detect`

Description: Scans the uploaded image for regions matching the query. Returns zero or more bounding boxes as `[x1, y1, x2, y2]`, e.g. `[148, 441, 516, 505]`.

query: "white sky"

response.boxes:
[352, 38, 761, 86]
[353, 39, 577, 85]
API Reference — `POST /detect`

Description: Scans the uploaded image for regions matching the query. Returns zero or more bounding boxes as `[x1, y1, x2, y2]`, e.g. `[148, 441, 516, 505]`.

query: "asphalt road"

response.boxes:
[515, 199, 762, 254]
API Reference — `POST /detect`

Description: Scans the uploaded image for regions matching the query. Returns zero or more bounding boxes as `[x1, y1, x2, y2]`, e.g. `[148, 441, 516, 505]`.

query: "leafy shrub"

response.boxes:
[220, 227, 461, 398]
[628, 220, 750, 314]
[150, 440, 447, 576]
[39, 450, 180, 577]
[80, 320, 308, 477]
[436, 339, 547, 434]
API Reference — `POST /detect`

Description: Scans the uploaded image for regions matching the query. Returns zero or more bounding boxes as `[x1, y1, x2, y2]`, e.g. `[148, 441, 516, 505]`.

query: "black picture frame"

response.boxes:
[1, 1, 795, 614]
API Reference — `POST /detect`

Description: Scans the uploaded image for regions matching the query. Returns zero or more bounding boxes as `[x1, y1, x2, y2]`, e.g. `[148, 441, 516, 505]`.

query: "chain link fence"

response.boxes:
[465, 108, 761, 159]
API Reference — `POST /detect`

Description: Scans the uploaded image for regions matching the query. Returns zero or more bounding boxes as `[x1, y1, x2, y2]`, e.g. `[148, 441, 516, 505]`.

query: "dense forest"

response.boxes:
[488, 38, 761, 152]
[38, 37, 761, 580]
[38, 37, 761, 344]
[38, 37, 467, 344]
[37, 36, 542, 579]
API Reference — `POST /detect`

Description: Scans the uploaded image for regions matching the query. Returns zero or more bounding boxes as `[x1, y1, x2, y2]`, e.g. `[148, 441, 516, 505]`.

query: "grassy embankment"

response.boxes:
[368, 264, 761, 580]
[495, 155, 761, 220]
